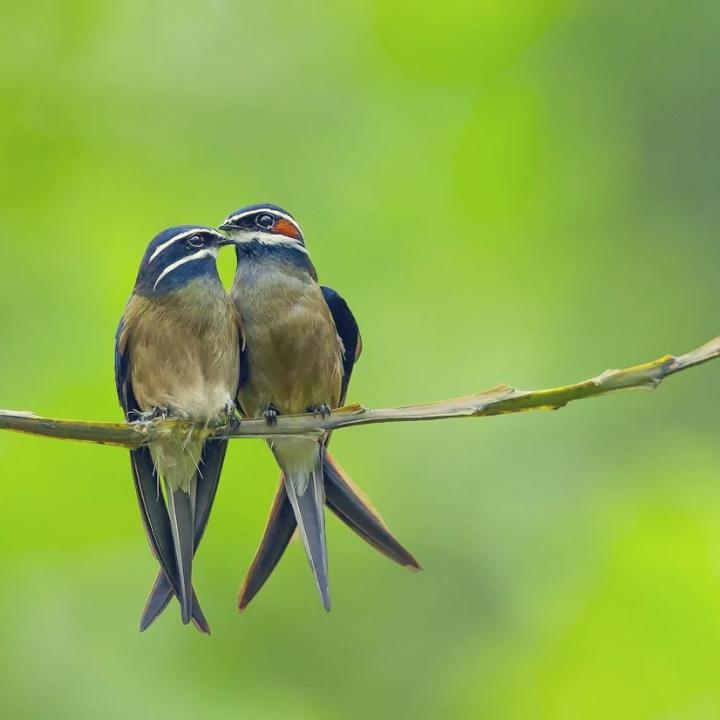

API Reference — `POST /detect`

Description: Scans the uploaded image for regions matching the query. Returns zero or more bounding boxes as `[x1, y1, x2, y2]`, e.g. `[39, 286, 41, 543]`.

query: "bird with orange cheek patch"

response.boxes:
[216, 203, 420, 612]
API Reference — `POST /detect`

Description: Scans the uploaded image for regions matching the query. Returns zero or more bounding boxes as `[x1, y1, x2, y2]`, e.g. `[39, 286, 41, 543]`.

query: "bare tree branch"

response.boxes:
[1, 335, 718, 450]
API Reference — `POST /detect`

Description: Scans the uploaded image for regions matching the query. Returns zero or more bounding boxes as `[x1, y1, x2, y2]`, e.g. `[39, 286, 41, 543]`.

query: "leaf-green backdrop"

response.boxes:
[1, 2, 720, 718]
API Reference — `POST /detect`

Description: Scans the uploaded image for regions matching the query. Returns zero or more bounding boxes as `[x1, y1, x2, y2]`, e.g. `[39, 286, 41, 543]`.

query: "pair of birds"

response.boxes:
[115, 204, 420, 633]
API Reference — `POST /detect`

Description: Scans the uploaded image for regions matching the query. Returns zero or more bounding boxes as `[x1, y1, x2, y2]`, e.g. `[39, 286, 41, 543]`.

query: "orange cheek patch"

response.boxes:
[274, 219, 301, 239]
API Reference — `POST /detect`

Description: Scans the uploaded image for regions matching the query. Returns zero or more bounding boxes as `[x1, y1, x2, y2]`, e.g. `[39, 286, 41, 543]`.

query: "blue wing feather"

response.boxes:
[114, 319, 135, 412]
[321, 285, 361, 405]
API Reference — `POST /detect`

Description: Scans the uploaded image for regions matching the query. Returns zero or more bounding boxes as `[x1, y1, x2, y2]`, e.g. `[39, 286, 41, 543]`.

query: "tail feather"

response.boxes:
[130, 448, 187, 615]
[284, 450, 330, 611]
[238, 479, 296, 611]
[140, 575, 210, 634]
[140, 440, 227, 633]
[140, 573, 173, 632]
[165, 480, 196, 625]
[237, 452, 420, 611]
[324, 454, 421, 571]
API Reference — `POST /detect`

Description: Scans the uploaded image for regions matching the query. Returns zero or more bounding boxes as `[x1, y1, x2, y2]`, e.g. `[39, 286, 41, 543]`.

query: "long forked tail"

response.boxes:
[130, 447, 205, 630]
[153, 432, 207, 627]
[238, 452, 419, 611]
[282, 445, 330, 611]
[140, 440, 228, 634]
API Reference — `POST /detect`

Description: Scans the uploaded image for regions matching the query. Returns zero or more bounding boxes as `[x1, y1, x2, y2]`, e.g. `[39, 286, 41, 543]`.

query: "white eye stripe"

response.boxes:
[153, 247, 218, 290]
[231, 229, 309, 254]
[226, 208, 301, 233]
[149, 229, 222, 263]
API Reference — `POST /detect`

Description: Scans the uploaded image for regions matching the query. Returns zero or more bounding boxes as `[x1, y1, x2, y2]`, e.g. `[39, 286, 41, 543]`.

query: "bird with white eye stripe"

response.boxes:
[115, 225, 241, 632]
[220, 204, 420, 612]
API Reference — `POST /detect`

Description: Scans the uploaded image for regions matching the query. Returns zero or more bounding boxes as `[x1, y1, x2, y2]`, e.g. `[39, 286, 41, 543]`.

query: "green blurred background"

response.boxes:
[1, 1, 720, 718]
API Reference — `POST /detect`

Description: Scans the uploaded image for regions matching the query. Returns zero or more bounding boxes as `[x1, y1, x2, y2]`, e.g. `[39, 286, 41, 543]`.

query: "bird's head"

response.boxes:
[219, 204, 306, 254]
[134, 225, 232, 296]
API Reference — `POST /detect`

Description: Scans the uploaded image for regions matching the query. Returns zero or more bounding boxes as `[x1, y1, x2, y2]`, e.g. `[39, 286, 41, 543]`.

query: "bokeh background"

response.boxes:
[1, 1, 720, 718]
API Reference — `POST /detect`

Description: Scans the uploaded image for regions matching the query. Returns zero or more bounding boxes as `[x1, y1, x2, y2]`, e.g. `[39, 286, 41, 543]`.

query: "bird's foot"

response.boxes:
[210, 400, 241, 431]
[221, 400, 241, 427]
[140, 406, 175, 422]
[263, 404, 281, 426]
[307, 404, 332, 419]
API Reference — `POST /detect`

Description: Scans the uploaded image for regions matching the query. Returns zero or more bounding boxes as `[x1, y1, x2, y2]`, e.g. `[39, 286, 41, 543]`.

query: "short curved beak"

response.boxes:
[218, 222, 235, 232]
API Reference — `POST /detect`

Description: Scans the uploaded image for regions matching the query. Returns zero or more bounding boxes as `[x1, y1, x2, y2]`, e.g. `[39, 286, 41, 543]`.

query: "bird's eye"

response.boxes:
[256, 214, 274, 230]
[186, 235, 205, 249]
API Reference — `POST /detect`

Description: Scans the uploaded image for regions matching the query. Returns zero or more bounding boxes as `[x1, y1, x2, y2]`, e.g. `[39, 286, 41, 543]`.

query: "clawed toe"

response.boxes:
[222, 401, 240, 426]
[148, 406, 172, 421]
[263, 405, 280, 426]
[307, 404, 332, 419]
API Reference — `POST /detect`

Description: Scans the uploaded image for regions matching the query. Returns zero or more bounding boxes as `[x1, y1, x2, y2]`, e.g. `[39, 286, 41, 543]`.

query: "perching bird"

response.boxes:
[115, 225, 241, 632]
[220, 204, 419, 611]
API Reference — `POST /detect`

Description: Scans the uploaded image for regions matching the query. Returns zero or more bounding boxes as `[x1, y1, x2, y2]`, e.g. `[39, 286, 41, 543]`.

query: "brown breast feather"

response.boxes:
[122, 285, 241, 420]
[237, 284, 343, 417]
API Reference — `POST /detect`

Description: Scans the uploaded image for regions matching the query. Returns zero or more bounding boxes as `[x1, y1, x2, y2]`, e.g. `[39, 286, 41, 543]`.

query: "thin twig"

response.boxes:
[1, 335, 718, 450]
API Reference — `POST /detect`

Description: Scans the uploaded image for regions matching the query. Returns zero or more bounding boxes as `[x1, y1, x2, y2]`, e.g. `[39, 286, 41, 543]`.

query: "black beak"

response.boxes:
[212, 231, 235, 247]
[218, 222, 236, 232]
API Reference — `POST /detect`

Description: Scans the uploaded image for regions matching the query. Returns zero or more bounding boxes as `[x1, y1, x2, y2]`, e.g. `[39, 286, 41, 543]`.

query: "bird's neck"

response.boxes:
[135, 257, 221, 298]
[141, 277, 228, 319]
[234, 241, 317, 280]
[231, 248, 319, 316]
